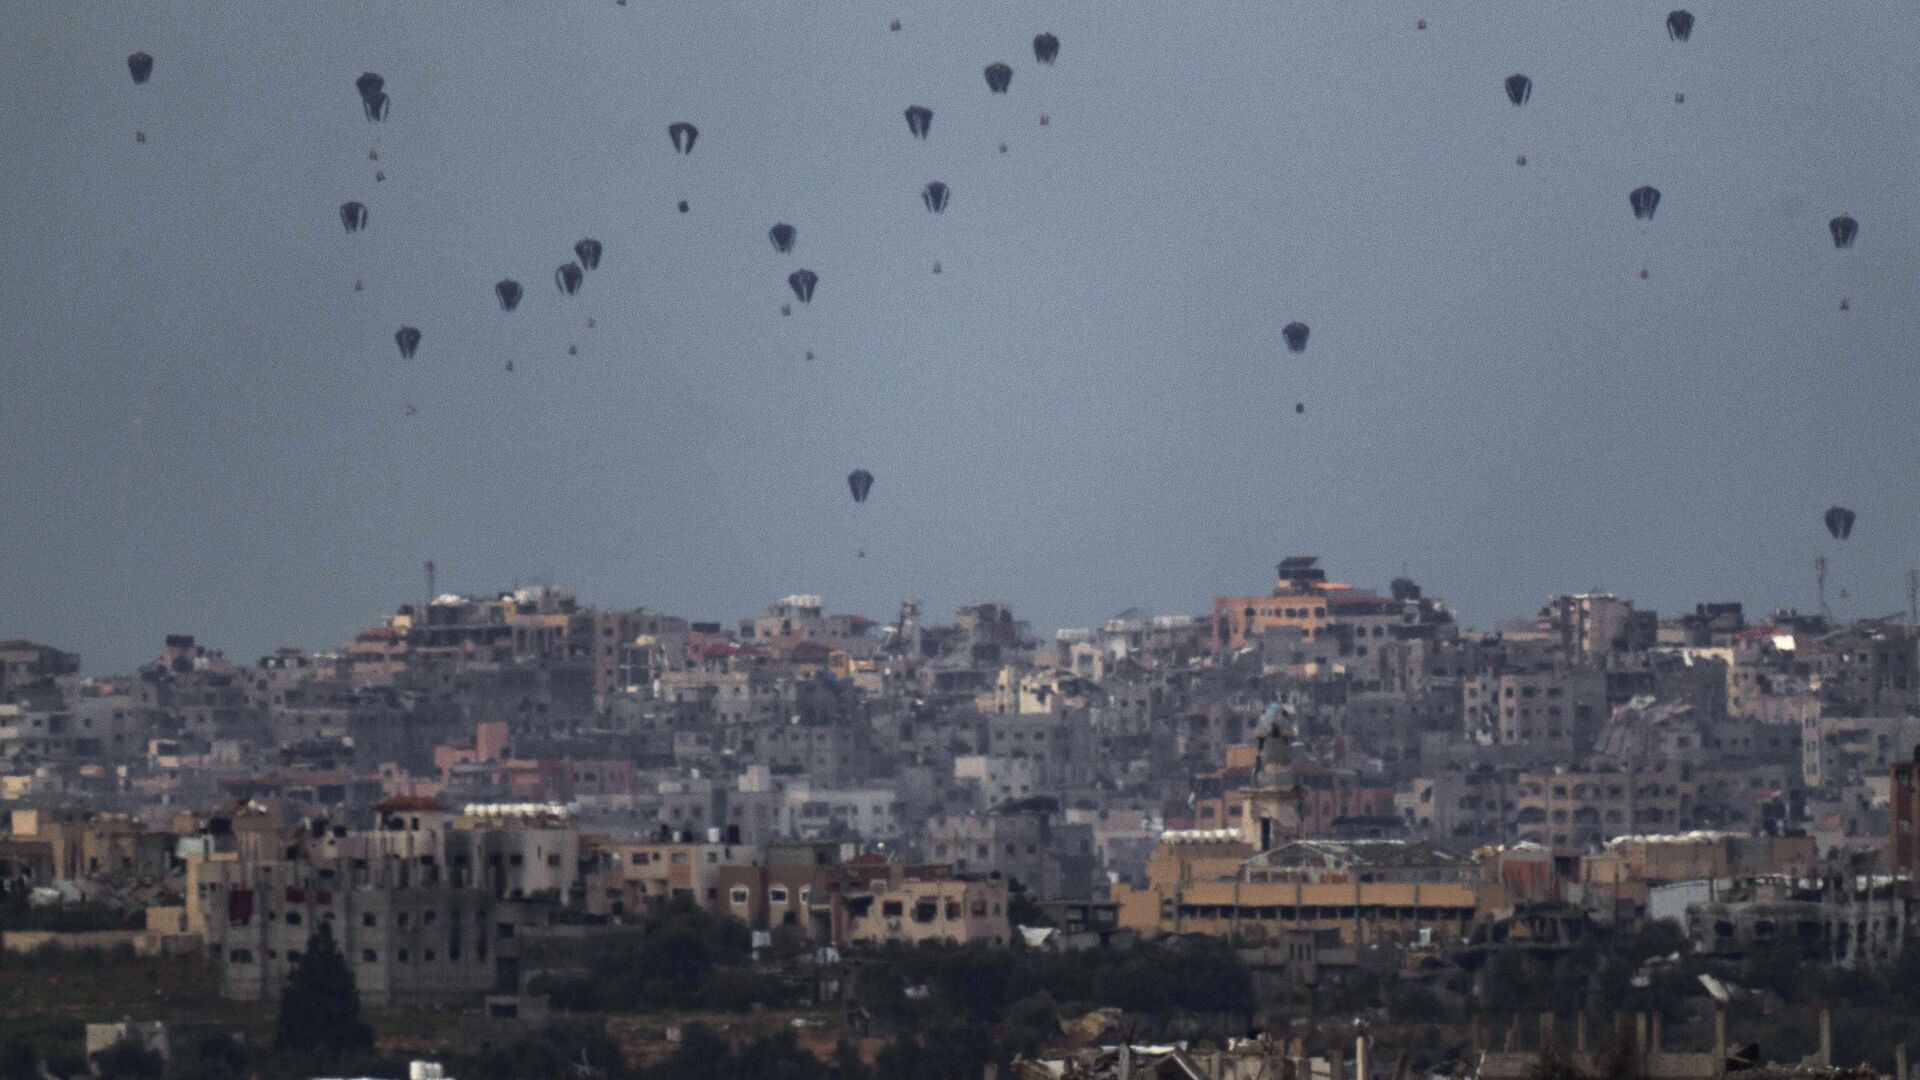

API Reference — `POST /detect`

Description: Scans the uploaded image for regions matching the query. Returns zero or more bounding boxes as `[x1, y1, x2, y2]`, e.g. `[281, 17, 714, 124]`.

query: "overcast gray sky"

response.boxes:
[2, 1, 1916, 673]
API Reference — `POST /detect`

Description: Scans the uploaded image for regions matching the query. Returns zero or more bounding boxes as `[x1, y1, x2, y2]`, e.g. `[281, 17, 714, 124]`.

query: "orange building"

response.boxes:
[1212, 557, 1352, 653]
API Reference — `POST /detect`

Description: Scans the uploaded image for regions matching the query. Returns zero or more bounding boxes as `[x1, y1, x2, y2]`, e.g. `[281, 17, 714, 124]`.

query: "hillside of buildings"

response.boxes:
[3, 559, 1920, 1080]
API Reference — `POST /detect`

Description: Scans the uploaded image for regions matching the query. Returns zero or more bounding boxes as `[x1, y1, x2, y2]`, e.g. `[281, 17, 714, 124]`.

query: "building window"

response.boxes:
[770, 887, 789, 904]
[362, 949, 378, 962]
[730, 887, 750, 905]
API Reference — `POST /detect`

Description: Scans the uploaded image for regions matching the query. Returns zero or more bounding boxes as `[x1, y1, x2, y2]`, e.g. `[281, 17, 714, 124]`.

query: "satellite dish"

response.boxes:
[1699, 973, 1730, 1005]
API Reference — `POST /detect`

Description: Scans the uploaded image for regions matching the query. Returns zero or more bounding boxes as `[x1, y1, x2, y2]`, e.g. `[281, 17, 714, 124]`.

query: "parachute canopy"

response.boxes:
[921, 182, 950, 213]
[1282, 323, 1310, 353]
[555, 263, 583, 296]
[339, 201, 368, 233]
[1667, 10, 1694, 41]
[847, 470, 874, 504]
[984, 63, 1013, 94]
[574, 238, 602, 271]
[769, 223, 796, 253]
[394, 327, 420, 359]
[355, 72, 388, 121]
[1630, 185, 1661, 220]
[1829, 215, 1858, 249]
[668, 121, 698, 154]
[1505, 74, 1532, 105]
[127, 53, 154, 85]
[905, 105, 933, 139]
[495, 280, 523, 311]
[1033, 33, 1060, 64]
[788, 269, 818, 303]
[1825, 506, 1856, 540]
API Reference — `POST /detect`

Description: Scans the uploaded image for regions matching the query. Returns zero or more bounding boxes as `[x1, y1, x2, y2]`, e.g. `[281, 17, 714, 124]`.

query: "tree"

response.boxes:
[176, 1034, 249, 1080]
[274, 922, 373, 1063]
[91, 1039, 163, 1080]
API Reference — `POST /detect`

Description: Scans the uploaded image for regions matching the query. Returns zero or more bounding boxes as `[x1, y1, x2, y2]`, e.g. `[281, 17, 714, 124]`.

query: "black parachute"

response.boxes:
[1505, 74, 1532, 105]
[356, 72, 388, 121]
[1829, 215, 1858, 249]
[339, 201, 368, 233]
[788, 270, 818, 303]
[984, 63, 1013, 94]
[1825, 506, 1856, 540]
[847, 470, 874, 504]
[574, 238, 602, 271]
[394, 327, 420, 359]
[1630, 185, 1661, 220]
[127, 52, 154, 85]
[668, 121, 698, 154]
[555, 263, 584, 296]
[495, 280, 524, 311]
[1667, 10, 1694, 41]
[1033, 33, 1060, 64]
[905, 105, 933, 139]
[1282, 322, 1310, 353]
[921, 182, 950, 213]
[769, 223, 797, 253]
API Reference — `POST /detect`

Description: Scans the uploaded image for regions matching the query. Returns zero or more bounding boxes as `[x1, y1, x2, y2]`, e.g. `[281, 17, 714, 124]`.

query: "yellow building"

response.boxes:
[1116, 831, 1491, 949]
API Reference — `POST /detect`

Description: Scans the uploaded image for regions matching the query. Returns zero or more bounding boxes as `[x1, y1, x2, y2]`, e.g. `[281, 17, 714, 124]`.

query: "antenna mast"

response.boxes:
[425, 559, 436, 610]
[1814, 557, 1829, 620]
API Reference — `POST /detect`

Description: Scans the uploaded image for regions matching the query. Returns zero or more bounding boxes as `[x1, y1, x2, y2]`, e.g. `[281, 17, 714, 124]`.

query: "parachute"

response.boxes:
[574, 238, 602, 271]
[921, 182, 950, 213]
[555, 263, 584, 296]
[890, 18, 901, 31]
[788, 269, 818, 303]
[769, 223, 797, 253]
[905, 105, 933, 139]
[668, 121, 698, 154]
[127, 53, 154, 85]
[1824, 506, 1855, 540]
[1282, 323, 1310, 354]
[356, 73, 388, 122]
[847, 469, 874, 503]
[1033, 33, 1060, 64]
[394, 327, 420, 359]
[1505, 74, 1532, 105]
[495, 280, 524, 311]
[1666, 10, 1694, 41]
[1829, 215, 1858, 249]
[984, 63, 1013, 94]
[339, 201, 368, 233]
[1629, 185, 1661, 220]
[1295, 402, 1305, 414]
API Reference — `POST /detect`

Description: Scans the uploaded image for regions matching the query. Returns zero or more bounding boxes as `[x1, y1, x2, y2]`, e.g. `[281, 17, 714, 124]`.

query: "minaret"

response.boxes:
[894, 598, 923, 659]
[1243, 704, 1306, 850]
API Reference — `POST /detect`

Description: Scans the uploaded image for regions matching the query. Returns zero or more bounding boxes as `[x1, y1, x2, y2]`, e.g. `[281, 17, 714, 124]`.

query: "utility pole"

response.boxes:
[425, 559, 436, 610]
[1907, 568, 1917, 624]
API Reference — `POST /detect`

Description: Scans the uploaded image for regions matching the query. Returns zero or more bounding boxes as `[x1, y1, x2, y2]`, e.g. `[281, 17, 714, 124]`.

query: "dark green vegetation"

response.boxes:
[531, 901, 799, 1012]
